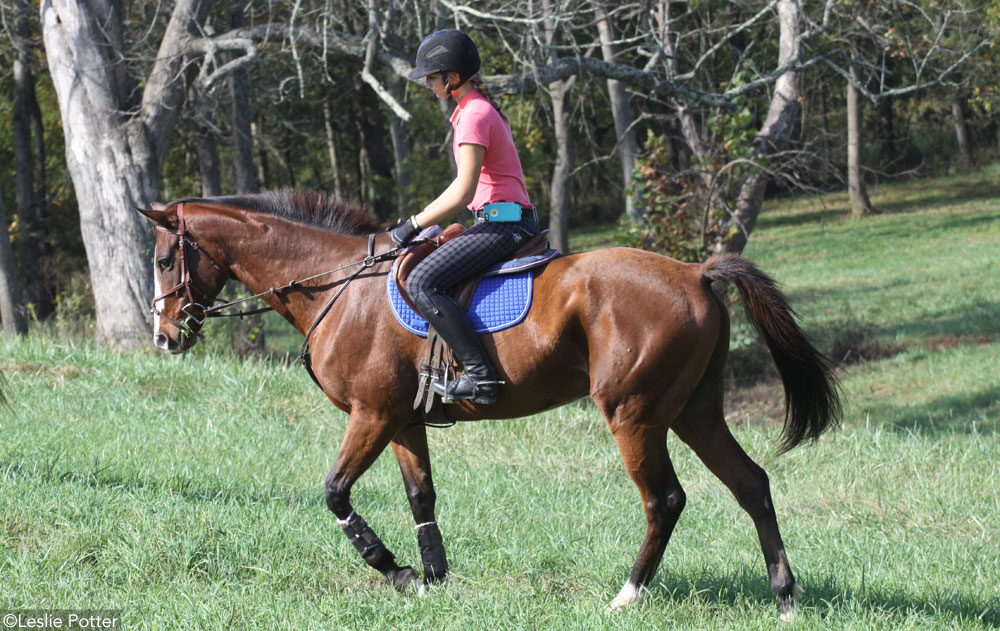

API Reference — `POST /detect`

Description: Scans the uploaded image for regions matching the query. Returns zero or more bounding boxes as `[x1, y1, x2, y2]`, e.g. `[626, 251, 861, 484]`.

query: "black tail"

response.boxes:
[703, 254, 842, 453]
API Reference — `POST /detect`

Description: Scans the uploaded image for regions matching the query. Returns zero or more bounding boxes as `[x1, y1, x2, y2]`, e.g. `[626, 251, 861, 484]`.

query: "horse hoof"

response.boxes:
[778, 582, 805, 621]
[387, 566, 421, 593]
[606, 581, 645, 613]
[416, 573, 447, 597]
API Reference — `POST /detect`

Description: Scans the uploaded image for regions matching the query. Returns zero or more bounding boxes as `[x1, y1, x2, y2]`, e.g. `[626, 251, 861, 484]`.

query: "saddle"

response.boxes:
[393, 223, 554, 313]
[389, 223, 559, 419]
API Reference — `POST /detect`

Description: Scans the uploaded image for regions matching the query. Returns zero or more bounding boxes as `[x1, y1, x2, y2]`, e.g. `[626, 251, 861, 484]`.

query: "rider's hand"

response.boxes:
[391, 216, 421, 247]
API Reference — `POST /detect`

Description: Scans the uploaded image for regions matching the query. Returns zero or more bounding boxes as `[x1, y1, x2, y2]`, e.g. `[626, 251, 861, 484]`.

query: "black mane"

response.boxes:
[174, 189, 381, 236]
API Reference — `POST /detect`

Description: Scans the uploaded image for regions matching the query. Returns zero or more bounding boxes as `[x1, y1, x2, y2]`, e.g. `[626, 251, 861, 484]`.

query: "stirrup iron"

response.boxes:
[432, 372, 504, 405]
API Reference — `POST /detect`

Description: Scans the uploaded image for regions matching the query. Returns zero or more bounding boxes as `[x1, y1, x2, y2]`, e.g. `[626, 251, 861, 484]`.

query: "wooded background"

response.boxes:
[0, 0, 996, 350]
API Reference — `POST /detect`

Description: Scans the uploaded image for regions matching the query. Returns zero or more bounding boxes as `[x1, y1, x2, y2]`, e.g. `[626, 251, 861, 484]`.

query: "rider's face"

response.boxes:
[425, 72, 456, 99]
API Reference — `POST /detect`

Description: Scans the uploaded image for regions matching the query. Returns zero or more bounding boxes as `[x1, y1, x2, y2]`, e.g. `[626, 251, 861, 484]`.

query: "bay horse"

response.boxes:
[138, 190, 840, 617]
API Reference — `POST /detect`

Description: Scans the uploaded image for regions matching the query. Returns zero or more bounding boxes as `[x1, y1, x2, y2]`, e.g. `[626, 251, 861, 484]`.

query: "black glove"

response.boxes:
[391, 216, 420, 247]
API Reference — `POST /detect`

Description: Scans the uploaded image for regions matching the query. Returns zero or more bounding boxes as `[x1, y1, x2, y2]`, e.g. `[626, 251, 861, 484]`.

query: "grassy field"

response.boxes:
[1, 166, 998, 630]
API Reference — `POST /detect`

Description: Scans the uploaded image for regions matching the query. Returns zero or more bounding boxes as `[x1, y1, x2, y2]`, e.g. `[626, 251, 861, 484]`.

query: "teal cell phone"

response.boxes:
[482, 202, 523, 222]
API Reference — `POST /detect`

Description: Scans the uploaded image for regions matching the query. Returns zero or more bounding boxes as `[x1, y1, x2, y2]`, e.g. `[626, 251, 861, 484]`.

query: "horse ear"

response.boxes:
[135, 203, 176, 228]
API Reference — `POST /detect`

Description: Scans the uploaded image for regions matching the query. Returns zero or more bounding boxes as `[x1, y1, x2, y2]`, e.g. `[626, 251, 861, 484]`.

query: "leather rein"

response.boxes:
[149, 202, 406, 383]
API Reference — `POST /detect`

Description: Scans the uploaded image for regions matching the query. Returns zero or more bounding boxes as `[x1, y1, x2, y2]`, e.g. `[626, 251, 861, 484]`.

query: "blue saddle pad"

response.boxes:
[386, 260, 533, 338]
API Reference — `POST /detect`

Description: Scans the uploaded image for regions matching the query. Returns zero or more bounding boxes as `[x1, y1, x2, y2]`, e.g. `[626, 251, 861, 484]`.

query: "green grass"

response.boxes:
[2, 167, 999, 629]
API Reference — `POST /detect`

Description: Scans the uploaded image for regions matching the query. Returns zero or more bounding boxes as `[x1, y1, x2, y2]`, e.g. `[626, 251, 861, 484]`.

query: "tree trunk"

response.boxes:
[0, 190, 28, 336]
[229, 1, 257, 195]
[253, 122, 269, 190]
[819, 82, 834, 181]
[355, 90, 395, 221]
[657, 1, 710, 164]
[878, 94, 896, 170]
[357, 117, 373, 206]
[548, 81, 575, 254]
[595, 3, 640, 223]
[12, 0, 51, 317]
[31, 84, 47, 230]
[847, 64, 876, 217]
[658, 0, 719, 227]
[225, 0, 266, 356]
[190, 84, 222, 197]
[951, 92, 973, 170]
[323, 100, 345, 199]
[714, 0, 804, 253]
[543, 0, 576, 254]
[42, 0, 208, 347]
[387, 73, 412, 218]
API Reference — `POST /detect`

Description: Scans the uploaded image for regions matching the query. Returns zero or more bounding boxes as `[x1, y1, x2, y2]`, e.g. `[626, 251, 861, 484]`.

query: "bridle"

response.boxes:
[149, 203, 231, 339]
[148, 202, 412, 382]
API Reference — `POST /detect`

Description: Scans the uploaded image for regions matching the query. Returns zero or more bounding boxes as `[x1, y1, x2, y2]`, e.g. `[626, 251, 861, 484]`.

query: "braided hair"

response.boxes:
[469, 76, 508, 122]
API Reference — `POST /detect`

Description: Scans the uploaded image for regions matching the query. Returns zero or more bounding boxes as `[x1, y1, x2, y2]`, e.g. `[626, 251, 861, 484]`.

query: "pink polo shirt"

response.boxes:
[450, 89, 532, 210]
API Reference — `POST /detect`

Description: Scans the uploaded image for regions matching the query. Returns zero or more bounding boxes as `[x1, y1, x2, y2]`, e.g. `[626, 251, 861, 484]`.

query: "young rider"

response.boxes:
[391, 29, 538, 405]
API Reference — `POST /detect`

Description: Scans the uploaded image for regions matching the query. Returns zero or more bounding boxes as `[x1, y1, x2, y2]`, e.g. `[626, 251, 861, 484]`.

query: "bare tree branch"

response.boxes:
[215, 4, 992, 111]
[141, 0, 209, 167]
[188, 35, 258, 89]
[289, 0, 306, 99]
[682, 0, 780, 80]
[360, 0, 412, 122]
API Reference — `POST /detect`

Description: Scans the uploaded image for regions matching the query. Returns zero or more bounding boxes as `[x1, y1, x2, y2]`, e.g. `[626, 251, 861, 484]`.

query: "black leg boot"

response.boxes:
[413, 291, 502, 405]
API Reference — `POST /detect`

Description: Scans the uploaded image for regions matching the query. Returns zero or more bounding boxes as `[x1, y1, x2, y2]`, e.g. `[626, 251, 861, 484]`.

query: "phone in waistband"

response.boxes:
[480, 202, 524, 222]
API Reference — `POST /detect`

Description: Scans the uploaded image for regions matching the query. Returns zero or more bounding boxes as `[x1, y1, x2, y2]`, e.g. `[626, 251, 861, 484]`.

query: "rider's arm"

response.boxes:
[412, 142, 485, 228]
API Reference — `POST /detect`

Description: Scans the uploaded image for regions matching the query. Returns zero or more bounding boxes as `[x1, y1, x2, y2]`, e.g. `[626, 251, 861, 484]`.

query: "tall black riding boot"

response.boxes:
[414, 291, 501, 405]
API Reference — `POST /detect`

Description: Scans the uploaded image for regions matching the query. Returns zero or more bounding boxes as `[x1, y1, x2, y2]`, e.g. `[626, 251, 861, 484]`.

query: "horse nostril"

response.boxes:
[155, 333, 171, 349]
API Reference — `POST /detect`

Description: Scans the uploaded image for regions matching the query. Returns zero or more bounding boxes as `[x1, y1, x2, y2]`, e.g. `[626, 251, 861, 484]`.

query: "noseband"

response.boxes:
[149, 203, 231, 338]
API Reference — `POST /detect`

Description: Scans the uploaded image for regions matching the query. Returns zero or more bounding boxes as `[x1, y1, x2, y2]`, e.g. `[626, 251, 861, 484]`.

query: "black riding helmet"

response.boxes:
[408, 29, 481, 87]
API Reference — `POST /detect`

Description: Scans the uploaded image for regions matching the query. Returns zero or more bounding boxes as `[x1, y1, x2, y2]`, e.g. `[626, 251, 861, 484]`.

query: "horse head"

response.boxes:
[137, 203, 231, 353]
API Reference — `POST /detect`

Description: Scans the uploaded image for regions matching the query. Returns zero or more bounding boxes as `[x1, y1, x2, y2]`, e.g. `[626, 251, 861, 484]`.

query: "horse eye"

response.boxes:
[157, 256, 173, 272]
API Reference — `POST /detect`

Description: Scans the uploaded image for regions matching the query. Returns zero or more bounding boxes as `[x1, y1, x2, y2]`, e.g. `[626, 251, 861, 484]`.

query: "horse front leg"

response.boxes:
[324, 409, 421, 591]
[391, 423, 448, 585]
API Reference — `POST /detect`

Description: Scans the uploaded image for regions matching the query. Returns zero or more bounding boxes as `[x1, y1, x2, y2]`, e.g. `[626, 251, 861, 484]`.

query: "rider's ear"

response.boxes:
[135, 203, 177, 229]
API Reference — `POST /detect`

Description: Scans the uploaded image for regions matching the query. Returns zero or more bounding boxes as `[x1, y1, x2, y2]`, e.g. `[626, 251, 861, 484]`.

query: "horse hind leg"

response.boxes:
[674, 397, 803, 619]
[604, 419, 686, 611]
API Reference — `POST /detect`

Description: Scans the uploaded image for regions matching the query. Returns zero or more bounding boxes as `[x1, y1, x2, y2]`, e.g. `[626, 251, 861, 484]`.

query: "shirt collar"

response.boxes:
[449, 89, 483, 124]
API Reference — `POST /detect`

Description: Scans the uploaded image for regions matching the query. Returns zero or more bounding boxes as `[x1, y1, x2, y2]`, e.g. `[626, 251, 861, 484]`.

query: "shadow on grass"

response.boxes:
[0, 457, 326, 510]
[759, 206, 847, 230]
[883, 385, 1000, 435]
[783, 281, 998, 350]
[650, 566, 1000, 627]
[872, 300, 1000, 342]
[871, 183, 1000, 216]
[724, 297, 998, 432]
[760, 175, 999, 230]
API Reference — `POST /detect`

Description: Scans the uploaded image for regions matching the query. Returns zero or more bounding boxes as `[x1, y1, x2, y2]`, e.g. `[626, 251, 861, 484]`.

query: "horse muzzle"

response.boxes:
[154, 328, 200, 354]
[154, 331, 183, 353]
[152, 301, 207, 353]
